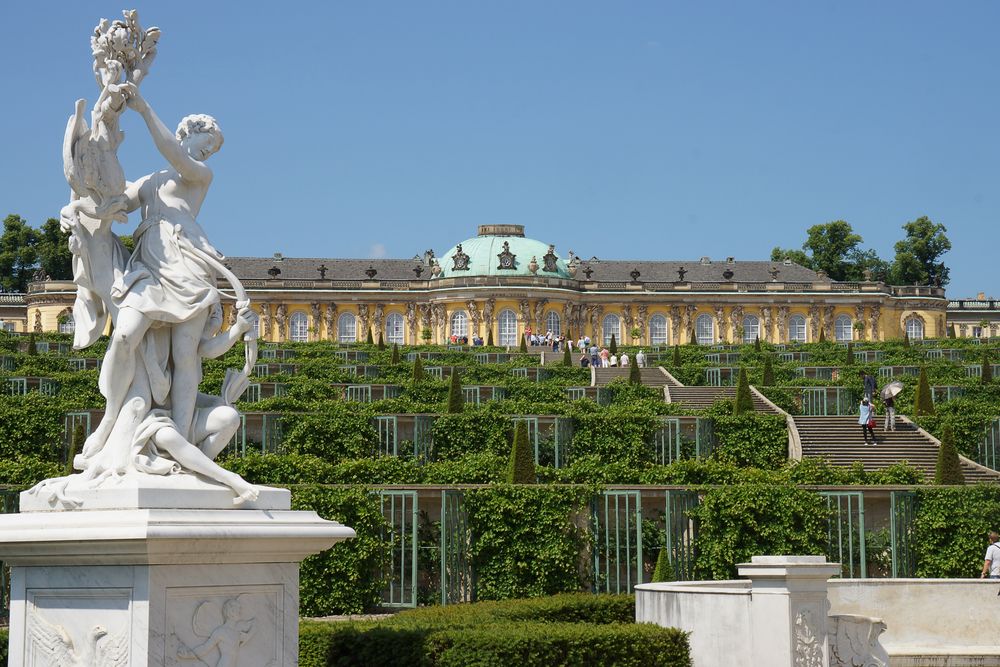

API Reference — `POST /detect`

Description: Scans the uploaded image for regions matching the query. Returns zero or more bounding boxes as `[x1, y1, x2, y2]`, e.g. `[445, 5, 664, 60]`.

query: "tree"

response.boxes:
[486, 328, 494, 347]
[35, 217, 73, 282]
[902, 331, 910, 348]
[390, 343, 400, 365]
[914, 367, 935, 416]
[412, 355, 424, 382]
[802, 220, 863, 281]
[770, 246, 812, 269]
[672, 345, 681, 367]
[733, 367, 754, 415]
[562, 344, 572, 366]
[844, 341, 854, 366]
[0, 214, 40, 292]
[844, 248, 890, 283]
[365, 328, 373, 345]
[762, 355, 775, 386]
[818, 328, 826, 343]
[518, 333, 528, 353]
[377, 332, 385, 350]
[689, 329, 697, 345]
[67, 423, 85, 476]
[652, 547, 674, 582]
[447, 369, 464, 414]
[609, 334, 618, 356]
[889, 216, 951, 286]
[26, 333, 37, 356]
[934, 423, 965, 485]
[629, 360, 642, 384]
[982, 349, 993, 385]
[753, 337, 761, 353]
[506, 421, 535, 484]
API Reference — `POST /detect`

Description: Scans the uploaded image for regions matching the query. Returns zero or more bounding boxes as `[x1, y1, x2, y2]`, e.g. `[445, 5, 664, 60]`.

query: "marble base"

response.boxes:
[0, 491, 355, 666]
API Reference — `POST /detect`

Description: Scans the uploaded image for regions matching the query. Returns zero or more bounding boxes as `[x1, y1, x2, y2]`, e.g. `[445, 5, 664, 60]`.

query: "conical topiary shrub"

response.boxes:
[652, 547, 675, 582]
[507, 421, 535, 484]
[914, 366, 935, 416]
[629, 360, 642, 384]
[733, 367, 754, 415]
[27, 333, 37, 356]
[753, 337, 761, 352]
[935, 423, 965, 485]
[818, 328, 826, 343]
[762, 354, 775, 386]
[67, 423, 85, 476]
[689, 330, 697, 345]
[366, 328, 374, 345]
[563, 344, 572, 366]
[412, 355, 424, 382]
[844, 341, 854, 366]
[672, 345, 682, 367]
[487, 328, 494, 347]
[609, 334, 618, 356]
[447, 369, 464, 414]
[377, 331, 385, 350]
[391, 343, 400, 365]
[948, 324, 956, 338]
[982, 349, 993, 384]
[902, 331, 910, 347]
[519, 334, 528, 353]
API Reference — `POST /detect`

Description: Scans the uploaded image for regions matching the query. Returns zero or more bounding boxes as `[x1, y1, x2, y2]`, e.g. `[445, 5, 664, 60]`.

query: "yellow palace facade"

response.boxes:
[24, 225, 947, 345]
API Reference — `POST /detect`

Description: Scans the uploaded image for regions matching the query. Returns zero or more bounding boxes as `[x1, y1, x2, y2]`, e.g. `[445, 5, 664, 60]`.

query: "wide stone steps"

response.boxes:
[793, 416, 999, 483]
[666, 385, 781, 414]
[592, 367, 678, 388]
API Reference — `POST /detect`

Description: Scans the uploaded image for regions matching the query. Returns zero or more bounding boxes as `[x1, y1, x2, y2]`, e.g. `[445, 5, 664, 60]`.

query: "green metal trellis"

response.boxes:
[379, 490, 419, 608]
[822, 491, 866, 578]
[664, 490, 699, 581]
[440, 490, 474, 605]
[890, 490, 918, 578]
[592, 490, 643, 594]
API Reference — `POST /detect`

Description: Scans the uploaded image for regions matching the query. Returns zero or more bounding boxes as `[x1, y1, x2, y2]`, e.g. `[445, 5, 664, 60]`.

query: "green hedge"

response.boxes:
[0, 627, 6, 666]
[299, 594, 690, 667]
[913, 485, 1000, 577]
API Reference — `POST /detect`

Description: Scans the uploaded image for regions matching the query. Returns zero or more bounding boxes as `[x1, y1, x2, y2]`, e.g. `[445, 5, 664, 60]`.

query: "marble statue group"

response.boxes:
[32, 10, 259, 507]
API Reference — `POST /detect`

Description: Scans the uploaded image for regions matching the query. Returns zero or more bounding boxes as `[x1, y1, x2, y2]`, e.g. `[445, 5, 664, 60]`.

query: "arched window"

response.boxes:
[450, 311, 468, 339]
[649, 314, 668, 345]
[602, 314, 621, 345]
[337, 312, 357, 343]
[742, 315, 760, 343]
[249, 310, 261, 339]
[835, 315, 853, 342]
[788, 315, 807, 343]
[386, 312, 404, 344]
[498, 309, 518, 346]
[905, 316, 924, 341]
[696, 314, 714, 345]
[289, 312, 309, 342]
[545, 311, 561, 336]
[58, 314, 75, 335]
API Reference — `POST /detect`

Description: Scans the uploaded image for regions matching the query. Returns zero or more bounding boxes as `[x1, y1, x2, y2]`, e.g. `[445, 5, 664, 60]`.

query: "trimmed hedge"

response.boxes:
[299, 594, 690, 667]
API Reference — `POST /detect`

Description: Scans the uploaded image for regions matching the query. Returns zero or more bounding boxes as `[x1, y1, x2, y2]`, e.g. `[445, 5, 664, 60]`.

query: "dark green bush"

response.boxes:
[733, 367, 754, 415]
[446, 370, 464, 414]
[913, 486, 1000, 577]
[934, 423, 964, 485]
[507, 421, 535, 483]
[711, 414, 787, 469]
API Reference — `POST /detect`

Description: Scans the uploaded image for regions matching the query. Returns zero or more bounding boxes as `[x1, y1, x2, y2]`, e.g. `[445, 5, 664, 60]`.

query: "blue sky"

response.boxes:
[1, 2, 997, 298]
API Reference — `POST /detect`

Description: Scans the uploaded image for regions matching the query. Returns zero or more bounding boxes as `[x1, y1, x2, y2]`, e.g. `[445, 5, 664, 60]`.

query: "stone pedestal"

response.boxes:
[737, 555, 841, 667]
[0, 480, 355, 666]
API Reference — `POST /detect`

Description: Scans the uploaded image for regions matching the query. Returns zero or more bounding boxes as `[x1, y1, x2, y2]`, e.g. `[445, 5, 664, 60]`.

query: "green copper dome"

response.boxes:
[435, 225, 574, 279]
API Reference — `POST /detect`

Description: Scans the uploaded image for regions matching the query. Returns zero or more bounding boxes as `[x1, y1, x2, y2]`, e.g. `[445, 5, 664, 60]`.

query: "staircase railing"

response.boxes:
[751, 385, 801, 461]
[898, 416, 1000, 480]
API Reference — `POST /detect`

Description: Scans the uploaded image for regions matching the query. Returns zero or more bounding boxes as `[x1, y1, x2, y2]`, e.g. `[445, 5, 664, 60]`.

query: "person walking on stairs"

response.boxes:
[883, 395, 896, 432]
[859, 397, 877, 445]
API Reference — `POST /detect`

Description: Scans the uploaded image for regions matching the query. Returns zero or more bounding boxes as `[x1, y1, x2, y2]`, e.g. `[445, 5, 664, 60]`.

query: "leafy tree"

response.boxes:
[447, 369, 464, 414]
[769, 246, 812, 268]
[802, 220, 863, 281]
[390, 343, 400, 365]
[609, 334, 618, 356]
[733, 367, 754, 415]
[0, 214, 40, 292]
[889, 216, 951, 286]
[762, 355, 775, 386]
[506, 421, 535, 484]
[629, 360, 641, 384]
[26, 333, 37, 356]
[844, 247, 890, 282]
[36, 217, 73, 282]
[982, 349, 993, 384]
[412, 355, 424, 382]
[934, 423, 965, 485]
[652, 547, 674, 582]
[914, 367, 935, 416]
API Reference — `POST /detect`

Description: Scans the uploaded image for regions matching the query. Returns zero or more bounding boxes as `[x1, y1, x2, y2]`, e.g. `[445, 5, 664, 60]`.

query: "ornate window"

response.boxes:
[602, 314, 621, 345]
[450, 311, 469, 339]
[337, 312, 357, 343]
[835, 315, 853, 342]
[905, 316, 925, 341]
[386, 312, 404, 344]
[649, 314, 668, 345]
[742, 315, 760, 343]
[695, 314, 714, 345]
[249, 310, 262, 339]
[788, 315, 807, 343]
[498, 309, 518, 346]
[58, 314, 75, 335]
[289, 312, 309, 342]
[545, 311, 561, 336]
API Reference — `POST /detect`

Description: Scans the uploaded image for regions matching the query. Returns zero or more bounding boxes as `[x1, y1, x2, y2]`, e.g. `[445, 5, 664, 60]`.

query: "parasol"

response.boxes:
[881, 381, 904, 400]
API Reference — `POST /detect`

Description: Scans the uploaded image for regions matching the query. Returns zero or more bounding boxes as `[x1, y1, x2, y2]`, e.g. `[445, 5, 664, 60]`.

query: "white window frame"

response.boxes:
[905, 316, 924, 341]
[498, 309, 518, 346]
[58, 315, 75, 335]
[338, 312, 357, 343]
[289, 312, 309, 342]
[386, 312, 404, 344]
[696, 314, 714, 345]
[788, 315, 806, 343]
[742, 315, 759, 343]
[545, 311, 561, 336]
[835, 315, 853, 342]
[602, 314, 621, 345]
[450, 311, 468, 339]
[649, 314, 668, 345]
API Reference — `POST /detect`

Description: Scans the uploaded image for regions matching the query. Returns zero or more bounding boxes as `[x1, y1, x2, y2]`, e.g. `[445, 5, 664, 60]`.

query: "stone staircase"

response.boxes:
[794, 415, 1000, 482]
[592, 366, 681, 388]
[665, 385, 782, 414]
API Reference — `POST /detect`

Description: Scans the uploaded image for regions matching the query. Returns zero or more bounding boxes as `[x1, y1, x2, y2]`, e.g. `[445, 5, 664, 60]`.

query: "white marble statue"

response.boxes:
[32, 10, 259, 508]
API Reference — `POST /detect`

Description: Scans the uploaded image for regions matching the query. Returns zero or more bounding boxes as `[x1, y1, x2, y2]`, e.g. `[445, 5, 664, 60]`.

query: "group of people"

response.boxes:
[578, 346, 647, 369]
[857, 371, 896, 445]
[524, 327, 566, 351]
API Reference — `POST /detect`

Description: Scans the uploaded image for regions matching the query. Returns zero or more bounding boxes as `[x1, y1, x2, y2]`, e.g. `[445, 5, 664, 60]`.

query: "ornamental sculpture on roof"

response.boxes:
[497, 241, 516, 270]
[451, 243, 470, 271]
